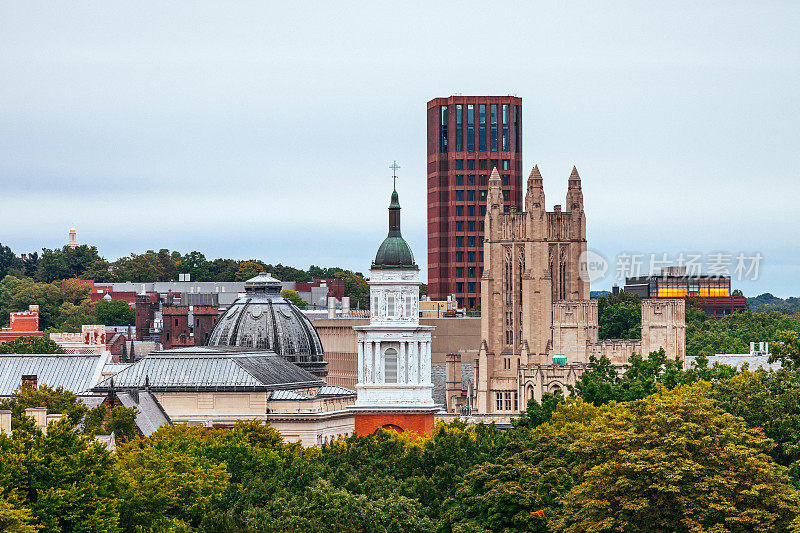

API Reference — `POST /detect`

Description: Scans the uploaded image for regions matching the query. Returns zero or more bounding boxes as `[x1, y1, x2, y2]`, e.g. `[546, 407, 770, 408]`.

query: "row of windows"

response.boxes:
[441, 104, 520, 153]
[495, 391, 519, 412]
[456, 281, 478, 293]
[453, 205, 487, 217]
[455, 220, 483, 232]
[456, 159, 511, 171]
[455, 266, 482, 278]
[454, 174, 513, 187]
[373, 295, 416, 318]
[455, 297, 478, 308]
[455, 235, 482, 247]
[455, 251, 483, 262]
[456, 189, 511, 202]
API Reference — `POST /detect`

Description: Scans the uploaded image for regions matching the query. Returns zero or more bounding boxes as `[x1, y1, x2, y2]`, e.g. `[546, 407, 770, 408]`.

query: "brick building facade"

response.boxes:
[427, 96, 523, 309]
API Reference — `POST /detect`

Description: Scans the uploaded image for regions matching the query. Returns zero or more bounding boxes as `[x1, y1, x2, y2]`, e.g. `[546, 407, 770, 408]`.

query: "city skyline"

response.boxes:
[1, 2, 798, 296]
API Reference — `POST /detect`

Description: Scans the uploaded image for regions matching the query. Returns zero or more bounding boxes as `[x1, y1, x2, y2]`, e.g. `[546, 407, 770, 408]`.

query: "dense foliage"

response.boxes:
[3, 367, 800, 532]
[749, 292, 800, 314]
[0, 242, 371, 328]
[596, 290, 641, 339]
[0, 336, 65, 354]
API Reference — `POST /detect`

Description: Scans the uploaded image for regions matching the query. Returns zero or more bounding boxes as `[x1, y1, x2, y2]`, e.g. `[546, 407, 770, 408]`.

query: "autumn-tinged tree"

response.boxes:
[711, 369, 800, 486]
[0, 496, 39, 533]
[554, 383, 800, 532]
[234, 260, 267, 281]
[281, 288, 308, 309]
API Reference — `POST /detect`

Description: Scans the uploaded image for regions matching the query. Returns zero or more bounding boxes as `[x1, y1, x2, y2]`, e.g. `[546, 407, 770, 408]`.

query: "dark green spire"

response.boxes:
[373, 188, 417, 270]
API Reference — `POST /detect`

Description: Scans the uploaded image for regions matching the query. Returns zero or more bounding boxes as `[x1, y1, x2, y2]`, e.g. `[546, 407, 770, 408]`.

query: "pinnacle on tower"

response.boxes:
[566, 165, 584, 212]
[568, 165, 581, 187]
[488, 167, 504, 211]
[525, 164, 546, 213]
[528, 164, 543, 187]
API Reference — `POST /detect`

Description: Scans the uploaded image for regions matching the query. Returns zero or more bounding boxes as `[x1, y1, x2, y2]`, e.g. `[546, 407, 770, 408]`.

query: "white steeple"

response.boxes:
[350, 185, 437, 412]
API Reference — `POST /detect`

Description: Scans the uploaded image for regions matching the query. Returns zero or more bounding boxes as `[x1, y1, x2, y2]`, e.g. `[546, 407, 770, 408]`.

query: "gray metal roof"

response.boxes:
[78, 395, 107, 410]
[316, 385, 356, 397]
[117, 390, 171, 436]
[92, 348, 324, 392]
[0, 354, 106, 396]
[269, 389, 313, 400]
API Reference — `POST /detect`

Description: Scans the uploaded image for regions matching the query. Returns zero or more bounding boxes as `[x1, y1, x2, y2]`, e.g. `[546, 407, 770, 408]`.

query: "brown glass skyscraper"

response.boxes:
[427, 96, 523, 308]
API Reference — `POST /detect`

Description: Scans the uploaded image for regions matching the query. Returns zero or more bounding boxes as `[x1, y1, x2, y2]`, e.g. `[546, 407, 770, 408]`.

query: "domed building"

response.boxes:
[207, 272, 327, 378]
[93, 273, 354, 444]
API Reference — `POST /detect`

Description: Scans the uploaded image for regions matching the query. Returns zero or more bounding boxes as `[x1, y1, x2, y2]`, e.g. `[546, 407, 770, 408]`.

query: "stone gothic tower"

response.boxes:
[477, 166, 589, 413]
[350, 187, 438, 436]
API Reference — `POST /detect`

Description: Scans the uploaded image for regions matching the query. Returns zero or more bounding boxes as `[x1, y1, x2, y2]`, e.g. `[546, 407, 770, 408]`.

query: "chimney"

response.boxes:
[750, 342, 755, 355]
[327, 297, 336, 319]
[0, 410, 11, 435]
[25, 407, 48, 433]
[341, 296, 350, 316]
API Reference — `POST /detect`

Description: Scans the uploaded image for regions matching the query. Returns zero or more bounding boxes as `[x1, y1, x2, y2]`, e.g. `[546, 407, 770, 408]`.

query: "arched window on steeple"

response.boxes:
[384, 348, 398, 383]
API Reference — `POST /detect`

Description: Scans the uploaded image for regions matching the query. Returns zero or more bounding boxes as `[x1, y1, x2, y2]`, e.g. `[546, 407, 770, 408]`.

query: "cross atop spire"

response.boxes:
[389, 160, 400, 190]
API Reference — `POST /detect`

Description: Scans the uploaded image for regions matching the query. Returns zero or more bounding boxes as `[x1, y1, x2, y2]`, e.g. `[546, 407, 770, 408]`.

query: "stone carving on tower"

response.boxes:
[350, 180, 438, 436]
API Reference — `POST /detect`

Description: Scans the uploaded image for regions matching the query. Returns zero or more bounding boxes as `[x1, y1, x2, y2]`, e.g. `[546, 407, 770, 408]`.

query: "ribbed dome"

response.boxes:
[206, 273, 327, 378]
[372, 188, 418, 270]
[374, 237, 416, 269]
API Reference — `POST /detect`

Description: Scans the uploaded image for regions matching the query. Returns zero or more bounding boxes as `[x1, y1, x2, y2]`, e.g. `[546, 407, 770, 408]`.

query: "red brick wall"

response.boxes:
[354, 412, 435, 437]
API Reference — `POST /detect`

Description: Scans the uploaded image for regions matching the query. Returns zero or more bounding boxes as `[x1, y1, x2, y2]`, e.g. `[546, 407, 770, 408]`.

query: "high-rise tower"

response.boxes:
[427, 96, 523, 308]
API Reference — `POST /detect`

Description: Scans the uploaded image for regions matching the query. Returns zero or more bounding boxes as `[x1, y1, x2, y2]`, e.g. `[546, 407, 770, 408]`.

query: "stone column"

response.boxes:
[408, 340, 417, 384]
[399, 341, 407, 383]
[364, 340, 373, 384]
[357, 341, 364, 384]
[423, 341, 432, 383]
[375, 341, 382, 383]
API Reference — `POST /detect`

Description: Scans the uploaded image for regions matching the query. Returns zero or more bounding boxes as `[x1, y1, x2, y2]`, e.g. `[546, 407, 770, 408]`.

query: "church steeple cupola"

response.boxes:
[350, 162, 437, 436]
[373, 187, 418, 270]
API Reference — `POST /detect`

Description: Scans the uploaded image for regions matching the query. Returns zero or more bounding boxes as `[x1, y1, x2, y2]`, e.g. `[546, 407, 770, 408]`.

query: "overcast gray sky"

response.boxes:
[1, 1, 798, 296]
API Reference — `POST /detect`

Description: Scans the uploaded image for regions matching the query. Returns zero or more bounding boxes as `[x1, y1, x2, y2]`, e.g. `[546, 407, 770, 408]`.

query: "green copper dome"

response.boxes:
[372, 188, 418, 270]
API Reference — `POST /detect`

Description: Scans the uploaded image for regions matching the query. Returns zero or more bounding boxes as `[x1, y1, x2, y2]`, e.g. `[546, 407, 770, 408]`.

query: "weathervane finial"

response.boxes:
[389, 160, 400, 190]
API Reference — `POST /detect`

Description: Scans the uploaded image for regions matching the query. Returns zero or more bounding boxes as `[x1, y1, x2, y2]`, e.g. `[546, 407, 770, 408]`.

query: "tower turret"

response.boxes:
[566, 165, 583, 212]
